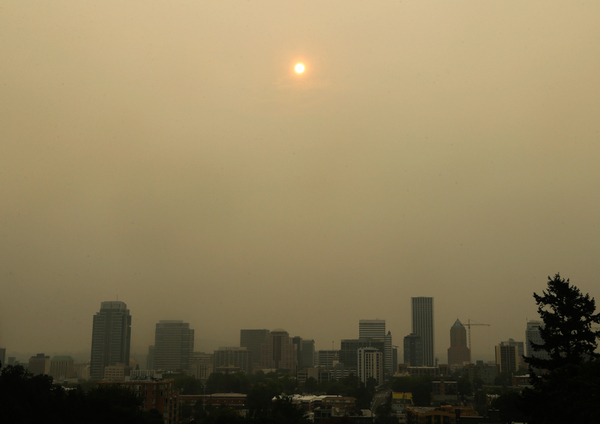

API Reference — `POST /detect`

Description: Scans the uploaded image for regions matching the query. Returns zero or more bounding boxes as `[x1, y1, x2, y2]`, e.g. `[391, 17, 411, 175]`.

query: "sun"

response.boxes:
[295, 63, 305, 74]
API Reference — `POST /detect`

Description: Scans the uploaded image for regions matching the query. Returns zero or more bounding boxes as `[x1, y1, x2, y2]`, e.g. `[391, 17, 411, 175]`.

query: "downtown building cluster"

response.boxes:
[78, 295, 542, 387]
[0, 296, 551, 421]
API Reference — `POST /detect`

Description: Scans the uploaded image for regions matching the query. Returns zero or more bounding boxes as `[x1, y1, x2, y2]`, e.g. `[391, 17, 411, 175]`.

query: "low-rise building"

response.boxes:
[179, 393, 246, 410]
[103, 362, 131, 381]
[392, 392, 413, 424]
[406, 405, 480, 424]
[49, 356, 75, 380]
[431, 379, 458, 404]
[189, 352, 213, 380]
[467, 361, 498, 386]
[397, 364, 450, 379]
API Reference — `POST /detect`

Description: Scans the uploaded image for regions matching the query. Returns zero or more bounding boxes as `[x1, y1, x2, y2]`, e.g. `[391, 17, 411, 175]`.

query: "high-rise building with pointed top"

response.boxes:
[412, 297, 434, 366]
[447, 319, 470, 365]
[90, 301, 131, 380]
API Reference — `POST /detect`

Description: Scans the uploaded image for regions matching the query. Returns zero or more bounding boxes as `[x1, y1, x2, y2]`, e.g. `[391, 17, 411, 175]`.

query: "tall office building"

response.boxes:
[447, 319, 470, 366]
[501, 338, 525, 369]
[412, 297, 434, 366]
[340, 338, 385, 374]
[384, 331, 393, 375]
[0, 348, 6, 368]
[495, 343, 518, 374]
[292, 337, 315, 370]
[260, 329, 297, 372]
[147, 345, 155, 371]
[240, 329, 270, 370]
[403, 333, 423, 366]
[90, 301, 131, 380]
[301, 339, 315, 369]
[359, 319, 386, 338]
[153, 320, 194, 371]
[359, 320, 393, 375]
[316, 350, 339, 369]
[526, 320, 551, 361]
[357, 347, 383, 386]
[213, 347, 250, 374]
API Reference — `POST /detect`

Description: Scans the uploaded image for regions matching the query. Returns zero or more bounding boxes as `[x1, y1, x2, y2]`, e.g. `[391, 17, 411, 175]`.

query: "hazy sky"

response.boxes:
[2, 1, 600, 364]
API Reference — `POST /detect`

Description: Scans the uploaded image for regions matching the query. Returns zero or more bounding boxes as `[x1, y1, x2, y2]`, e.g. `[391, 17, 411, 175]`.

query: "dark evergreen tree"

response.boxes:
[520, 274, 600, 424]
[526, 273, 600, 372]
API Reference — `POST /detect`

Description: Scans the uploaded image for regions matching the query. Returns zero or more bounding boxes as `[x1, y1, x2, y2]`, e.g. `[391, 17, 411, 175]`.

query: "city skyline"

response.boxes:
[2, 1, 600, 365]
[0, 295, 588, 364]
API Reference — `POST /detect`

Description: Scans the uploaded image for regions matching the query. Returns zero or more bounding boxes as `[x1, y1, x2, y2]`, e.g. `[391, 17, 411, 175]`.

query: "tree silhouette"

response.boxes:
[0, 365, 163, 424]
[526, 273, 600, 372]
[520, 274, 600, 424]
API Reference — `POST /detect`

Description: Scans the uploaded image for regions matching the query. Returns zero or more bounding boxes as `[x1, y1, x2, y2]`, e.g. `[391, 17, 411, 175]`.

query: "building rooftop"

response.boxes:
[452, 319, 464, 328]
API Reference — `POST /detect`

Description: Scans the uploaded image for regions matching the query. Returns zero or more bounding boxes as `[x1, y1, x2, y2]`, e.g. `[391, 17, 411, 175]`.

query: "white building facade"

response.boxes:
[357, 347, 383, 386]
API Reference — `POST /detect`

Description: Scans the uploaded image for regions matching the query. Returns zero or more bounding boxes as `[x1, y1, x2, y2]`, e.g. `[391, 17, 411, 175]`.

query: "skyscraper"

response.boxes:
[90, 301, 131, 380]
[153, 320, 194, 371]
[412, 297, 434, 366]
[213, 347, 250, 373]
[292, 337, 315, 370]
[384, 331, 393, 375]
[495, 343, 518, 373]
[260, 329, 297, 372]
[359, 320, 393, 375]
[340, 338, 385, 374]
[359, 319, 386, 338]
[501, 338, 525, 369]
[300, 339, 315, 369]
[240, 329, 270, 370]
[403, 333, 423, 366]
[316, 350, 339, 369]
[447, 319, 470, 365]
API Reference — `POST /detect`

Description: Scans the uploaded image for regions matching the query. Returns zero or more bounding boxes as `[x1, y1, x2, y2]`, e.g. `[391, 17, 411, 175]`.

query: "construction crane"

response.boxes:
[465, 319, 491, 352]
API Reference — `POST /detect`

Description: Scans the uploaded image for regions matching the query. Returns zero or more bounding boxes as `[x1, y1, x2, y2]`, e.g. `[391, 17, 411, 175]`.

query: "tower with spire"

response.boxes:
[447, 319, 471, 366]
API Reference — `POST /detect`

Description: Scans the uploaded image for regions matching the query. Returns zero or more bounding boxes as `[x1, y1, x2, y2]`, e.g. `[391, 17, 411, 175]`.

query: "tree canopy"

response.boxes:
[526, 273, 600, 372]
[0, 365, 163, 424]
[519, 273, 600, 424]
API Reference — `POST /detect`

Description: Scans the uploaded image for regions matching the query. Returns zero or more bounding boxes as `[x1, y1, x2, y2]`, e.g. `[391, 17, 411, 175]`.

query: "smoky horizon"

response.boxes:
[2, 1, 600, 365]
